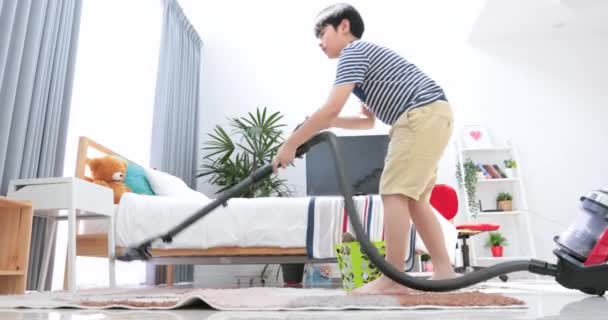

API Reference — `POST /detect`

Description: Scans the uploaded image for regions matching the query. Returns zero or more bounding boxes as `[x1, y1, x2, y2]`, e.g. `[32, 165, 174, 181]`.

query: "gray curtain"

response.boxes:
[0, 0, 83, 290]
[149, 0, 202, 284]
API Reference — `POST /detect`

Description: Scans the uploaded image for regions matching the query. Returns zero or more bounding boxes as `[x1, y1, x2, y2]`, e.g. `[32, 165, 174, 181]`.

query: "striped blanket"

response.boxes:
[306, 195, 458, 261]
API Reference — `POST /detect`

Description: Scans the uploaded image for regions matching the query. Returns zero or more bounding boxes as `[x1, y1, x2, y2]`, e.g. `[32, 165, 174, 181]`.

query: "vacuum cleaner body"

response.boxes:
[117, 131, 608, 296]
[553, 189, 608, 296]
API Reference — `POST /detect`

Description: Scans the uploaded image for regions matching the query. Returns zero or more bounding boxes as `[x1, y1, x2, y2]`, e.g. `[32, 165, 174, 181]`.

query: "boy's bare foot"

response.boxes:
[348, 275, 417, 296]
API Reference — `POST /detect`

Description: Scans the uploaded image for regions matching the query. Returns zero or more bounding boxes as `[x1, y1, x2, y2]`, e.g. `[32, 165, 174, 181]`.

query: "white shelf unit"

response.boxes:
[455, 139, 537, 270]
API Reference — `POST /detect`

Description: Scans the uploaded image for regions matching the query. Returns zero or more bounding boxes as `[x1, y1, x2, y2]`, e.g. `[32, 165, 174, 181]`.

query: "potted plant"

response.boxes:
[456, 157, 479, 214]
[496, 192, 513, 211]
[485, 231, 508, 257]
[197, 107, 294, 198]
[503, 159, 517, 178]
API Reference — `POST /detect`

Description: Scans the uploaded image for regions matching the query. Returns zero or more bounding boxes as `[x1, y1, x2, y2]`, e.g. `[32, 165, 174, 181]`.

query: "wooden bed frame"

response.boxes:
[74, 136, 317, 285]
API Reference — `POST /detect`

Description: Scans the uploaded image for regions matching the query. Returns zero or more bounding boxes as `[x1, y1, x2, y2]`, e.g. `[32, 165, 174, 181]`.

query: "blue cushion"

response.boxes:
[114, 156, 156, 195]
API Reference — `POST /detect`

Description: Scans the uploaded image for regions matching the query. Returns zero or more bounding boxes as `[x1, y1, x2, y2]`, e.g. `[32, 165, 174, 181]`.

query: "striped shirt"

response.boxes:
[334, 40, 446, 125]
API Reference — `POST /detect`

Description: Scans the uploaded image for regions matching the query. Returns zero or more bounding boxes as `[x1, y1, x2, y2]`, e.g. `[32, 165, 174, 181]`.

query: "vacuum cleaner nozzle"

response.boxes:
[116, 245, 152, 262]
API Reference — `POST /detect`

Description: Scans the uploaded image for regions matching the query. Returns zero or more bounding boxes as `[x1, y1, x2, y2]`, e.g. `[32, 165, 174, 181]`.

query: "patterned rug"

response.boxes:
[0, 287, 525, 310]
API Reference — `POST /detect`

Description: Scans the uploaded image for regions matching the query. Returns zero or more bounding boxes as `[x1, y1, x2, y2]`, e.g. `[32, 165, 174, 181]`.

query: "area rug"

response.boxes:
[0, 287, 525, 311]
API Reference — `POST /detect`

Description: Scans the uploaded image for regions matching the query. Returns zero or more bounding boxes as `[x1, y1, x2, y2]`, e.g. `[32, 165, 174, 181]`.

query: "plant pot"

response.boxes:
[497, 200, 512, 211]
[423, 261, 434, 272]
[281, 263, 305, 286]
[491, 246, 504, 257]
[504, 168, 516, 178]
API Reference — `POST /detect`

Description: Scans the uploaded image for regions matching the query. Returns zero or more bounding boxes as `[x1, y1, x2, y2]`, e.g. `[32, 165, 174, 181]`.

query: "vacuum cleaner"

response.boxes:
[117, 131, 608, 296]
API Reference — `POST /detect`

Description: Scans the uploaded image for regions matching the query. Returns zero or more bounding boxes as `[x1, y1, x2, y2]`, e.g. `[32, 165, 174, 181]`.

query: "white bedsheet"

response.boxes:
[113, 193, 310, 249]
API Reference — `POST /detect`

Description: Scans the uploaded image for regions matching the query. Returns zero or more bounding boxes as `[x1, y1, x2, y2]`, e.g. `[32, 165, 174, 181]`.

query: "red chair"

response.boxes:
[430, 184, 505, 278]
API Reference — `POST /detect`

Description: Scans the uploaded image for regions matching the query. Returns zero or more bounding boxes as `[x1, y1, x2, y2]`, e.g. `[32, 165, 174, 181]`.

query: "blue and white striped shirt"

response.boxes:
[334, 40, 446, 125]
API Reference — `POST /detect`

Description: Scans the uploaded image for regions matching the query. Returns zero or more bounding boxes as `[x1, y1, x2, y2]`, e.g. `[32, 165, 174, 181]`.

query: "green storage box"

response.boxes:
[335, 241, 386, 291]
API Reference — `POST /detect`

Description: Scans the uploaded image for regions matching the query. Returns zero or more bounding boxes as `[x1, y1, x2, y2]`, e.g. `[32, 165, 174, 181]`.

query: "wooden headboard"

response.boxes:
[75, 136, 135, 179]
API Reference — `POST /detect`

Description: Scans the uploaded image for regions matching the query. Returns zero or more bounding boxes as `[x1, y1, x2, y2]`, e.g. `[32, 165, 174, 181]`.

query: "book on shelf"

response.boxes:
[477, 163, 508, 179]
[476, 163, 490, 178]
[492, 164, 508, 178]
[484, 164, 501, 179]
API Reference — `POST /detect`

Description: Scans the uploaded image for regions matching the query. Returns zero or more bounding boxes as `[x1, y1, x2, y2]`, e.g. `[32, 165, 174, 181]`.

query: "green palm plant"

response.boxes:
[485, 232, 508, 247]
[497, 192, 512, 201]
[197, 107, 294, 198]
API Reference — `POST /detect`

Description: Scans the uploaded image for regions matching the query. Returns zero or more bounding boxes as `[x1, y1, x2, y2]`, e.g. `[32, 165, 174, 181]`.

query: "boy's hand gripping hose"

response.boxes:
[117, 131, 558, 292]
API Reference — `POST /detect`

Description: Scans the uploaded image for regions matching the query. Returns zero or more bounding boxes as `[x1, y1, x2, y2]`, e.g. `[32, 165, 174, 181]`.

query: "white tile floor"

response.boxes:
[1, 280, 606, 320]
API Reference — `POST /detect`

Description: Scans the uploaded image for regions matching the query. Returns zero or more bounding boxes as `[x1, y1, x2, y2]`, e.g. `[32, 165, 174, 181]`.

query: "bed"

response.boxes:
[74, 136, 457, 285]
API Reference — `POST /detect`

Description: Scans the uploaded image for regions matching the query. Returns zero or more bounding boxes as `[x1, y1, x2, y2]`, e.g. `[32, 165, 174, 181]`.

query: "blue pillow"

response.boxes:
[114, 156, 156, 195]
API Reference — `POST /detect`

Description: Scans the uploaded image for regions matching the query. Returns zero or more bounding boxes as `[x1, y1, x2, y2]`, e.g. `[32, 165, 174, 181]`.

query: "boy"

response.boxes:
[271, 3, 456, 295]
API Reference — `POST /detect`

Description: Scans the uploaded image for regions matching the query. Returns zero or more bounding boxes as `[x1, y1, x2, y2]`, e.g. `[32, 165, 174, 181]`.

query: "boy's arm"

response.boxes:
[271, 83, 354, 171]
[288, 83, 353, 146]
[329, 104, 375, 129]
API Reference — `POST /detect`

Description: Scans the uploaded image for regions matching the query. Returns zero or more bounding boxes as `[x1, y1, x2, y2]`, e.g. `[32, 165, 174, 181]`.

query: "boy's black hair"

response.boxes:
[314, 3, 364, 39]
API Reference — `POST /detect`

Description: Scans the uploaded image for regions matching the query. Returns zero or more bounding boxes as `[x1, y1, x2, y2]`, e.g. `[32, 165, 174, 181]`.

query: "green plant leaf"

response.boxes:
[497, 192, 512, 201]
[456, 157, 479, 214]
[202, 126, 235, 163]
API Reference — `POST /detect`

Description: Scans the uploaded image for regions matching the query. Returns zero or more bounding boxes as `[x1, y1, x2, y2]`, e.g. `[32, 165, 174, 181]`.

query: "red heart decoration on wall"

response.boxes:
[470, 130, 482, 141]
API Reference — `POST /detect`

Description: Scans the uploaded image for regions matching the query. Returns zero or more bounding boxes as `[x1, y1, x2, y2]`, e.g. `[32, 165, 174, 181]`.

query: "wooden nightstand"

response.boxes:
[0, 197, 33, 295]
[7, 177, 115, 293]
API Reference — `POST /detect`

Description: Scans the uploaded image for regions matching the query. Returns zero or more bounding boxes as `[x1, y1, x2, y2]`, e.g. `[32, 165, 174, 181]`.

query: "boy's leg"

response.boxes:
[351, 100, 454, 295]
[404, 100, 455, 279]
[382, 194, 411, 271]
[350, 193, 415, 295]
[408, 196, 457, 279]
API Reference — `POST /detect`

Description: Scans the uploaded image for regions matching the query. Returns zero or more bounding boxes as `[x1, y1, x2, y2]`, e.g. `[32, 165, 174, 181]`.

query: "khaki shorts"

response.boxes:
[379, 100, 453, 202]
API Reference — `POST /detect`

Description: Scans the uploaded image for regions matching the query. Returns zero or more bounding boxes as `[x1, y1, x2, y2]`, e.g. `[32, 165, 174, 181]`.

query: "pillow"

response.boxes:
[113, 156, 156, 196]
[144, 167, 209, 200]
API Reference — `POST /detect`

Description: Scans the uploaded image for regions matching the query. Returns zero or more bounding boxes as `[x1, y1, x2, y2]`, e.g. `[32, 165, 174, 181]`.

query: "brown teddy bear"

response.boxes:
[85, 156, 131, 204]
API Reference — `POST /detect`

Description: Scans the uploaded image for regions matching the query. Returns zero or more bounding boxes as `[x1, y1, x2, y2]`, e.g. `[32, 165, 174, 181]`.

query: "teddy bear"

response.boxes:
[85, 156, 131, 204]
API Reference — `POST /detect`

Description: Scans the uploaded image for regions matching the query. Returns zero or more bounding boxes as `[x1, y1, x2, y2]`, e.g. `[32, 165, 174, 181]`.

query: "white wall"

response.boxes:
[56, 0, 162, 290]
[180, 0, 608, 264]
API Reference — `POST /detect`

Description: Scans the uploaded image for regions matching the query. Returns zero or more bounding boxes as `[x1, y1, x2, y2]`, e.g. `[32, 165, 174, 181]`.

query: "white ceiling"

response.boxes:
[469, 0, 608, 42]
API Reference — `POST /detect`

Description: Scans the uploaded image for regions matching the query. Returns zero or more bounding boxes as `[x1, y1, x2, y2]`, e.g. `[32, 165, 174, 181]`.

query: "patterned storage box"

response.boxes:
[335, 241, 386, 291]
